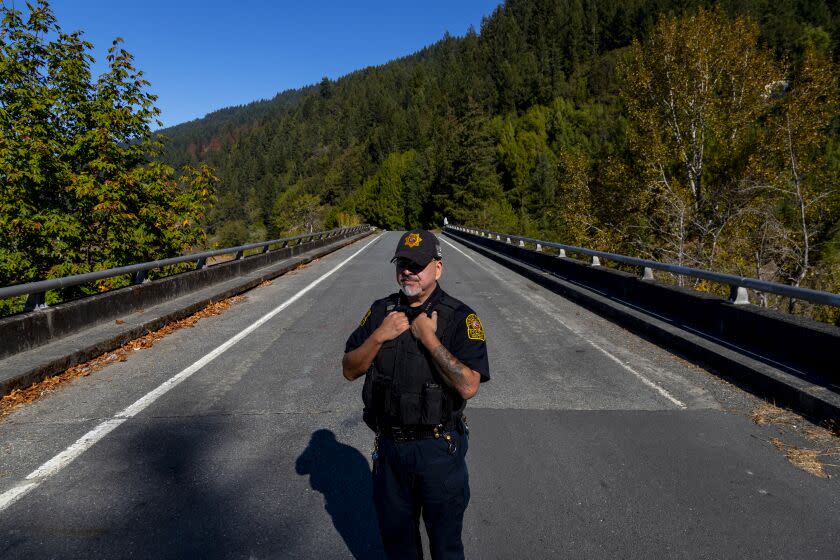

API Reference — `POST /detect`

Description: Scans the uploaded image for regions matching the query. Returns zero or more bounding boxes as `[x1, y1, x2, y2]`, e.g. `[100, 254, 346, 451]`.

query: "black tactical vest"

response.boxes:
[362, 291, 464, 432]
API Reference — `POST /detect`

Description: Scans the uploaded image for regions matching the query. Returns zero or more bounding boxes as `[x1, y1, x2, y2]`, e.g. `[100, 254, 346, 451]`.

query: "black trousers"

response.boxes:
[372, 430, 470, 560]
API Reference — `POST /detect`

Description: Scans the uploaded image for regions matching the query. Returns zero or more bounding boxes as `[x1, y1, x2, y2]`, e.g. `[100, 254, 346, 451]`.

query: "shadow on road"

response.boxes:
[296, 429, 385, 560]
[0, 421, 385, 558]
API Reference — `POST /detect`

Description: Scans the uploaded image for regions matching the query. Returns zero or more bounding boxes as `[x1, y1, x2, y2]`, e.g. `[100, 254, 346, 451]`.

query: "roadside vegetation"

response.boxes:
[0, 1, 217, 315]
[159, 0, 839, 322]
[1, 0, 838, 322]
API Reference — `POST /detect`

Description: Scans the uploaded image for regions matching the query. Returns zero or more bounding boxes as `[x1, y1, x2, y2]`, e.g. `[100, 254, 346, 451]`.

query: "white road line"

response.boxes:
[26, 418, 126, 481]
[440, 235, 686, 409]
[0, 234, 382, 514]
[442, 237, 478, 264]
[580, 339, 685, 408]
[0, 482, 37, 511]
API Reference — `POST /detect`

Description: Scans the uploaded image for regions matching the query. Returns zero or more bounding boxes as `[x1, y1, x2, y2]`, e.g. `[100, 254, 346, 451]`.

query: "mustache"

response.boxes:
[399, 274, 420, 283]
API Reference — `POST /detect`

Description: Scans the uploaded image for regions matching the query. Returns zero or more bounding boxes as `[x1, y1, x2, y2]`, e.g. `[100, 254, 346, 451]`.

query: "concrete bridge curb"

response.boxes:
[444, 230, 840, 426]
[0, 229, 375, 397]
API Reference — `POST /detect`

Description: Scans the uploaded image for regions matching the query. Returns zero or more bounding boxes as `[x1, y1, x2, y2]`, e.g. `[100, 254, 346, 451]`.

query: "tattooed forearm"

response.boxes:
[428, 343, 481, 401]
[430, 344, 468, 390]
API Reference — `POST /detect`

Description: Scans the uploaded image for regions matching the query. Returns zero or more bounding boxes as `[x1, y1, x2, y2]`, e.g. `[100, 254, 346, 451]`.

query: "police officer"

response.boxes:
[342, 229, 490, 560]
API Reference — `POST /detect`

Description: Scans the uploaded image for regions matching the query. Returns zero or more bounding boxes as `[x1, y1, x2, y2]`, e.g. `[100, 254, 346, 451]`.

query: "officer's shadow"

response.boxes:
[296, 429, 386, 560]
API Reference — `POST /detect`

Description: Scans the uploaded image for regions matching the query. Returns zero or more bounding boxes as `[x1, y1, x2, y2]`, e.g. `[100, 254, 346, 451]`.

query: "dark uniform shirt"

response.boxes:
[345, 284, 490, 382]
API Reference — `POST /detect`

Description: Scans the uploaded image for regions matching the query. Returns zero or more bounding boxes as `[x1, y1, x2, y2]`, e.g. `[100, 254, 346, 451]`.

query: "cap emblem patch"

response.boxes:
[466, 313, 485, 341]
[404, 233, 422, 248]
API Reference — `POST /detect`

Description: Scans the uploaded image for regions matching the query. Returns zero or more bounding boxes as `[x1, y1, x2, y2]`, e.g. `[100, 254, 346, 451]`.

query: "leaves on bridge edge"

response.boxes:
[754, 403, 839, 479]
[0, 296, 245, 419]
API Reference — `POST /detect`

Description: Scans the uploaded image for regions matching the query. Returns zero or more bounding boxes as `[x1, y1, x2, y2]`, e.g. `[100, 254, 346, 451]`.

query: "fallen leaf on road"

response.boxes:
[0, 296, 244, 420]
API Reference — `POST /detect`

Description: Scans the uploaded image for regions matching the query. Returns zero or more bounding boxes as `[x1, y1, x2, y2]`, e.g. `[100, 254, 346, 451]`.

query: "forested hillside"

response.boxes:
[160, 0, 837, 321]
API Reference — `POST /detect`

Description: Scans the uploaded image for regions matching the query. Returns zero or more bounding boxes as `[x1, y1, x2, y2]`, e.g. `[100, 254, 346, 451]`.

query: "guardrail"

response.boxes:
[1, 226, 370, 312]
[445, 225, 840, 309]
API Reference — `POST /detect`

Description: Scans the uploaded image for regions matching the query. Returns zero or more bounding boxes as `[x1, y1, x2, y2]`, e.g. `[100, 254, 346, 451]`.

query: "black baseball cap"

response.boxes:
[391, 230, 442, 267]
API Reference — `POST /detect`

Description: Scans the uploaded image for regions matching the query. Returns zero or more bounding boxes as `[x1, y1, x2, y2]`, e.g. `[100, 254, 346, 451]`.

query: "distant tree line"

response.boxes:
[160, 0, 838, 321]
[1, 0, 837, 322]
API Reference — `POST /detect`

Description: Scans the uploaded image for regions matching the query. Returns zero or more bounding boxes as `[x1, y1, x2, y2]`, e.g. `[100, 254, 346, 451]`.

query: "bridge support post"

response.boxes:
[558, 248, 566, 258]
[496, 235, 501, 241]
[24, 291, 47, 312]
[536, 244, 542, 252]
[519, 240, 525, 248]
[729, 285, 750, 305]
[641, 267, 654, 281]
[506, 237, 511, 244]
[591, 256, 601, 267]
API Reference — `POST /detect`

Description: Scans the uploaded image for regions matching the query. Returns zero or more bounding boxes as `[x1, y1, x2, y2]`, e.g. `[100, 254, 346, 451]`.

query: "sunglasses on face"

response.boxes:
[394, 258, 429, 274]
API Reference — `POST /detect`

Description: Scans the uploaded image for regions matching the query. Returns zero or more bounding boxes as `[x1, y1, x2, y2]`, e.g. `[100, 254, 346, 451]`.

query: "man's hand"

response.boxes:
[411, 310, 438, 348]
[343, 311, 408, 381]
[374, 311, 410, 343]
[413, 310, 481, 400]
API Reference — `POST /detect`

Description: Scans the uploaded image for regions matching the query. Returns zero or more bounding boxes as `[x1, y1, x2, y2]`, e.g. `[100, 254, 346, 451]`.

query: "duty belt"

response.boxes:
[379, 421, 459, 443]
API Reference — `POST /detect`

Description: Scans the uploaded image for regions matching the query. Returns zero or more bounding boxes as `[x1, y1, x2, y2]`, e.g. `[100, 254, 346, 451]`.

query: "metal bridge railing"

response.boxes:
[0, 225, 371, 312]
[445, 225, 840, 309]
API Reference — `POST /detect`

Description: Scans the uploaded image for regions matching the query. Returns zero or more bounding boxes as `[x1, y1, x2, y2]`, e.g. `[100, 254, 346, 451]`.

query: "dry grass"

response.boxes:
[755, 404, 840, 479]
[752, 403, 801, 428]
[803, 423, 840, 443]
[0, 296, 244, 420]
[769, 437, 835, 479]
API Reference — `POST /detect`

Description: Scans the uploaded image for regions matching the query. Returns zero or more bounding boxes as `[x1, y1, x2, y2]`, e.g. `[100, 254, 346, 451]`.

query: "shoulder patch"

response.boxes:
[360, 308, 372, 326]
[465, 313, 485, 341]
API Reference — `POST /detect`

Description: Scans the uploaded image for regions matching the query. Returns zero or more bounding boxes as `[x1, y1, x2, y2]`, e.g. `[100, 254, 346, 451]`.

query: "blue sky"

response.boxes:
[47, 1, 502, 128]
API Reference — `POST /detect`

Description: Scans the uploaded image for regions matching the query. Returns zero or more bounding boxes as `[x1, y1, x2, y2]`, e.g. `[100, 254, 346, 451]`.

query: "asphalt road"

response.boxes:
[0, 231, 837, 559]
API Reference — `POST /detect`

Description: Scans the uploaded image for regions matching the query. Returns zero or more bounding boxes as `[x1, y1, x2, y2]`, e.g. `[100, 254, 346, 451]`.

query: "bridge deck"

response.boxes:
[0, 231, 837, 558]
